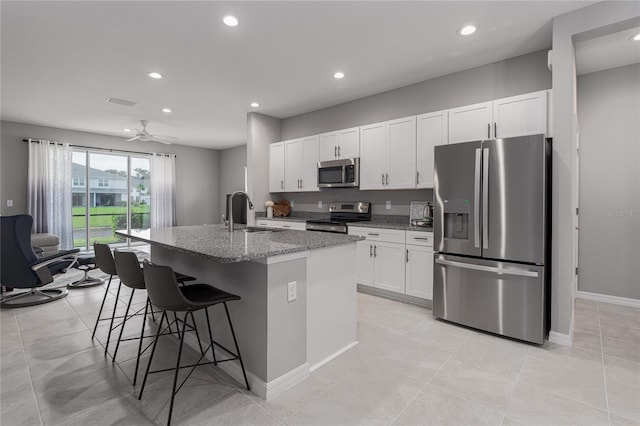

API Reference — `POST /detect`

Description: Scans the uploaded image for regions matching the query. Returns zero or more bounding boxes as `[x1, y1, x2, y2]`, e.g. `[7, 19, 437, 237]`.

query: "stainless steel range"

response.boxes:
[306, 202, 371, 233]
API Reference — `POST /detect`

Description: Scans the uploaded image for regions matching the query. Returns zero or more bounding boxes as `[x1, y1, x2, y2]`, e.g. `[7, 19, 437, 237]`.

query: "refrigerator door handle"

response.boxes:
[482, 147, 489, 250]
[474, 148, 481, 248]
[435, 258, 539, 278]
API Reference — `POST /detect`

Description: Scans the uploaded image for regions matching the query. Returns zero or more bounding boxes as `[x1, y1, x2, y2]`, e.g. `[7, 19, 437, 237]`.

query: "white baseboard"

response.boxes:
[309, 341, 358, 373]
[183, 333, 309, 401]
[548, 331, 572, 346]
[577, 291, 640, 308]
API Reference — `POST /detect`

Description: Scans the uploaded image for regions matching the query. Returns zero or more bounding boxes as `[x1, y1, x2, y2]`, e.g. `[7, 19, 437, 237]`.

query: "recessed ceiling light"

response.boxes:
[124, 128, 131, 132]
[250, 102, 260, 108]
[148, 72, 163, 79]
[459, 25, 477, 36]
[631, 32, 640, 41]
[334, 71, 345, 79]
[223, 15, 238, 27]
[162, 108, 172, 113]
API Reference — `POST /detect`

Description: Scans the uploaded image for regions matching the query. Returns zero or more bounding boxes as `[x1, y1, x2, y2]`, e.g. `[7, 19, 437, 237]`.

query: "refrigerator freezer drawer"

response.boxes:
[433, 254, 546, 344]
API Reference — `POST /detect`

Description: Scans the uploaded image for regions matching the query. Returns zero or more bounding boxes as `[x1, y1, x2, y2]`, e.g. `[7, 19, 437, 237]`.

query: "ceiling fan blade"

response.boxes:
[127, 136, 142, 142]
[150, 138, 172, 145]
[154, 134, 178, 140]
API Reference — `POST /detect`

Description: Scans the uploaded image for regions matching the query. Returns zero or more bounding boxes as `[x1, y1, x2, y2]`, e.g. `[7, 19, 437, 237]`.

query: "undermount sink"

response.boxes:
[242, 226, 284, 233]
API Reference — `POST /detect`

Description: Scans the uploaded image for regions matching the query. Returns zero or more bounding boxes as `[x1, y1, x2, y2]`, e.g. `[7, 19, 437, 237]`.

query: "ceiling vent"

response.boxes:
[106, 97, 138, 107]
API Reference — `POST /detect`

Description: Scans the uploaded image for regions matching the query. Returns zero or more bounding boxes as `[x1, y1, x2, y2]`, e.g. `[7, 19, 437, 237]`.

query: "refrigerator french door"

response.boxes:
[433, 134, 550, 344]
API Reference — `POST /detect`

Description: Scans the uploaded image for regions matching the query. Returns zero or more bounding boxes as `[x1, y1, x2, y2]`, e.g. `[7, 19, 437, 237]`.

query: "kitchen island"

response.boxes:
[117, 225, 361, 400]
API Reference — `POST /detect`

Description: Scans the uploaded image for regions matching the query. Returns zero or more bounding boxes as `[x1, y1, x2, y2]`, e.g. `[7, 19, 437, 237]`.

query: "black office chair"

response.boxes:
[0, 215, 79, 308]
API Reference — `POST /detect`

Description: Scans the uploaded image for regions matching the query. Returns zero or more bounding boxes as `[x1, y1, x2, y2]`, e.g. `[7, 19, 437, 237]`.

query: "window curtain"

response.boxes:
[27, 140, 73, 249]
[150, 153, 176, 228]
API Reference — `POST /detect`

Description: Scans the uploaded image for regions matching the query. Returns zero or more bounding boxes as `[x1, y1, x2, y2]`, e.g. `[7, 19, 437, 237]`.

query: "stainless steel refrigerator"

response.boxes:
[433, 134, 551, 344]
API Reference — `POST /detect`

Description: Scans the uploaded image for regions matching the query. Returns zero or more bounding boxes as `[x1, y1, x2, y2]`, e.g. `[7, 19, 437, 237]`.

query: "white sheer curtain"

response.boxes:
[27, 140, 73, 249]
[150, 153, 176, 228]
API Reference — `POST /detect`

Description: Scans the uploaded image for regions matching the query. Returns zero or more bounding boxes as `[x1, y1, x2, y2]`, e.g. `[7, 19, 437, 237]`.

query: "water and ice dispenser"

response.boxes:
[443, 199, 470, 240]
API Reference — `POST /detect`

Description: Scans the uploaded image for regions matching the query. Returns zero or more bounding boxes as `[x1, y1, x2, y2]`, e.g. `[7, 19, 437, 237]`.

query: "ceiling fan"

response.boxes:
[126, 120, 177, 145]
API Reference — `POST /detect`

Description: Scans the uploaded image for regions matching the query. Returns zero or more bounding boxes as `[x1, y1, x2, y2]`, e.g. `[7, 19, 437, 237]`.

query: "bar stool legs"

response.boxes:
[92, 274, 115, 339]
[224, 302, 250, 390]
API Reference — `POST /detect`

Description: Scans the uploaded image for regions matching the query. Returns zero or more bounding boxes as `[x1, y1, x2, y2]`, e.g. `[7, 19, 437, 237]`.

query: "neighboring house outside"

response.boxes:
[72, 162, 149, 207]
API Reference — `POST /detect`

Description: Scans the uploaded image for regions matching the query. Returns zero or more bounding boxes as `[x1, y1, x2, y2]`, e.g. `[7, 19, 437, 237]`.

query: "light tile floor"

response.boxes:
[1, 271, 639, 426]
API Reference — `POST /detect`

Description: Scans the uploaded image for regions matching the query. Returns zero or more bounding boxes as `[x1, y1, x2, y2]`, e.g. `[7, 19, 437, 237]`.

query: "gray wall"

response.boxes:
[246, 113, 282, 224]
[272, 50, 551, 217]
[282, 49, 552, 139]
[552, 1, 639, 337]
[0, 120, 221, 226]
[577, 63, 640, 300]
[219, 144, 248, 219]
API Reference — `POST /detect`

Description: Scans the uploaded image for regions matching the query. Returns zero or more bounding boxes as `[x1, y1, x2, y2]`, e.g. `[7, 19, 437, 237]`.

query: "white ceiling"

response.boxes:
[575, 26, 640, 75]
[1, 1, 598, 150]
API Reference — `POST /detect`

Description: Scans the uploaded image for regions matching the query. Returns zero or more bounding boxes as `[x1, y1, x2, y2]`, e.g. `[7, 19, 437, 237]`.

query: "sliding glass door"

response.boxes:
[72, 150, 151, 250]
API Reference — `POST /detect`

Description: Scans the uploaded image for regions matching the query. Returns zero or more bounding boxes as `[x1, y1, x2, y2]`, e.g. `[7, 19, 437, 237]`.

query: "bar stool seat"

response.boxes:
[139, 260, 249, 426]
[68, 254, 104, 289]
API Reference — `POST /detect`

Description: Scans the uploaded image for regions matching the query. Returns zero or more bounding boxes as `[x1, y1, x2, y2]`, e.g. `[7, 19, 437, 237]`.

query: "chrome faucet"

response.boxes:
[227, 191, 254, 232]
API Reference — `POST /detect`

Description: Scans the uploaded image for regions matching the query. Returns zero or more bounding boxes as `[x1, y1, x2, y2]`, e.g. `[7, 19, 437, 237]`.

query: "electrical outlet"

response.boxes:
[6, 200, 13, 207]
[290, 200, 295, 208]
[287, 281, 297, 302]
[386, 201, 391, 210]
[318, 200, 322, 209]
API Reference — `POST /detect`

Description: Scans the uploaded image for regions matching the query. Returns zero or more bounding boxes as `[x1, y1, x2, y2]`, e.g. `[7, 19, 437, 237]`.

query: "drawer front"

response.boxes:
[255, 219, 305, 230]
[348, 227, 405, 244]
[406, 231, 433, 247]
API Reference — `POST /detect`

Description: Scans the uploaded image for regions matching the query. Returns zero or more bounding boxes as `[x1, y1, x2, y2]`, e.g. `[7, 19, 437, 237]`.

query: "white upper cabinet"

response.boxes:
[359, 122, 387, 190]
[360, 116, 416, 190]
[416, 110, 448, 188]
[318, 127, 360, 161]
[269, 142, 285, 193]
[493, 90, 547, 139]
[448, 90, 549, 143]
[284, 139, 303, 191]
[448, 101, 493, 143]
[301, 135, 319, 191]
[283, 136, 319, 192]
[386, 116, 417, 189]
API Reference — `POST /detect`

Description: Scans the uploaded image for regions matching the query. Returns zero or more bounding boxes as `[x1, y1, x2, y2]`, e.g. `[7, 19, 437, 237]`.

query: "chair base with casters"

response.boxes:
[1, 214, 79, 309]
[140, 261, 250, 426]
[67, 254, 104, 289]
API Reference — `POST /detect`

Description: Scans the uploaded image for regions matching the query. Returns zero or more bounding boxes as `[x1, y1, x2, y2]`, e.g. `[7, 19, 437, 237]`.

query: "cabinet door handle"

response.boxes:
[416, 171, 419, 185]
[335, 146, 338, 157]
[381, 173, 385, 185]
[373, 245, 377, 257]
[283, 225, 291, 228]
[494, 122, 497, 138]
[300, 179, 303, 188]
[281, 180, 284, 190]
[369, 245, 373, 257]
[367, 232, 379, 237]
[413, 237, 430, 241]
[338, 146, 341, 157]
[487, 123, 491, 139]
[406, 249, 409, 263]
[386, 173, 389, 185]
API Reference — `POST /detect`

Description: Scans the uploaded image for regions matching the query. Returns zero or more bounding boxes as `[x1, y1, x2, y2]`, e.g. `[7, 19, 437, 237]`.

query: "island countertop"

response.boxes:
[117, 225, 362, 263]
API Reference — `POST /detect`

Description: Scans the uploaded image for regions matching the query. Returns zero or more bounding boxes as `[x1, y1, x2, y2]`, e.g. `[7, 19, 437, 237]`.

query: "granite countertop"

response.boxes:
[117, 225, 362, 263]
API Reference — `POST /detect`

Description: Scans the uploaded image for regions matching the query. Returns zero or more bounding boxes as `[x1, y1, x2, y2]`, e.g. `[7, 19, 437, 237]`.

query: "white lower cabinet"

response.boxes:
[350, 226, 432, 301]
[405, 244, 433, 300]
[374, 241, 406, 293]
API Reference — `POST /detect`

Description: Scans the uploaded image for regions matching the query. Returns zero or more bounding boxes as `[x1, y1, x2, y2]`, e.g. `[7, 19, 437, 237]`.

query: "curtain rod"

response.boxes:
[22, 138, 175, 157]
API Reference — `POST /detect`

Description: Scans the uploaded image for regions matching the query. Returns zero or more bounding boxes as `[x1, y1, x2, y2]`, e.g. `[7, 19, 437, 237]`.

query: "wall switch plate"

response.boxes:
[287, 281, 297, 302]
[6, 200, 13, 207]
[290, 200, 295, 207]
[386, 201, 391, 210]
[318, 200, 322, 209]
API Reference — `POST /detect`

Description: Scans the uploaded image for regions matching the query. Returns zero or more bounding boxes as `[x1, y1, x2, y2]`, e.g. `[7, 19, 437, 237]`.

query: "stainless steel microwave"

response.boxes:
[318, 158, 360, 188]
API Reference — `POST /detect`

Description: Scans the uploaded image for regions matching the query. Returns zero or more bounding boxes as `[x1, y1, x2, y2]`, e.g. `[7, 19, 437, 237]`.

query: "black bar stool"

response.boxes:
[92, 242, 121, 354]
[139, 260, 250, 426]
